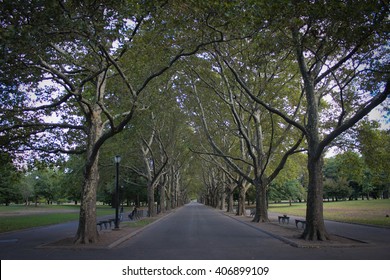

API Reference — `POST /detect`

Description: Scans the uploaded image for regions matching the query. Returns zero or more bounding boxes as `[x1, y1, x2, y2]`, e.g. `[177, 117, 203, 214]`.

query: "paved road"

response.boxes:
[0, 202, 389, 259]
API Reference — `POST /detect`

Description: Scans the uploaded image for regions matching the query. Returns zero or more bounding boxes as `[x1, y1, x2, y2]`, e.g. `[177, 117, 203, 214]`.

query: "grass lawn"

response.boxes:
[0, 204, 134, 233]
[1, 200, 389, 233]
[121, 218, 157, 228]
[269, 199, 390, 228]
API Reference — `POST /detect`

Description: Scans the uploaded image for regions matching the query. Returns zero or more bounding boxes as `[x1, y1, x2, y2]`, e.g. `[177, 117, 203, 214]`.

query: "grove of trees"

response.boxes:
[1, 0, 388, 243]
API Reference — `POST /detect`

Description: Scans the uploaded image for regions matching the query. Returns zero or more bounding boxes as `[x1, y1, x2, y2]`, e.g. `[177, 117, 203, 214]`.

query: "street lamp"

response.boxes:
[114, 155, 121, 229]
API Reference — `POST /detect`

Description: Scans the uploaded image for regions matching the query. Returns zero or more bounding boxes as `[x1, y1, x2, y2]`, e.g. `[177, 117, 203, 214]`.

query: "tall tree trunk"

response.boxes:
[302, 155, 329, 240]
[215, 186, 221, 208]
[252, 179, 269, 222]
[74, 106, 102, 244]
[227, 186, 234, 213]
[159, 183, 166, 214]
[236, 184, 246, 216]
[300, 63, 329, 240]
[166, 168, 173, 211]
[220, 189, 226, 210]
[147, 182, 156, 217]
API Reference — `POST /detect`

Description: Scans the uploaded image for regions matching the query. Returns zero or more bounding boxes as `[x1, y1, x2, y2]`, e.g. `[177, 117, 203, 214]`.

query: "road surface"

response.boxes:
[1, 202, 389, 259]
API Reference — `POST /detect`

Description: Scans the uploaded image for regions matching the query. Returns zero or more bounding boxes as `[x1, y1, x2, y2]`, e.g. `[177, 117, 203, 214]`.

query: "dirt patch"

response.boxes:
[255, 221, 367, 248]
[39, 214, 170, 250]
[40, 226, 136, 249]
[224, 213, 369, 248]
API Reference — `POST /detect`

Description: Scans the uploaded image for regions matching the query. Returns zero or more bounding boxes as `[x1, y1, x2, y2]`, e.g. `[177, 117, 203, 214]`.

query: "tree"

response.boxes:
[1, 0, 225, 243]
[224, 1, 389, 240]
[323, 151, 365, 200]
[188, 33, 305, 222]
[270, 153, 307, 204]
[58, 155, 84, 204]
[358, 121, 390, 198]
[0, 153, 21, 205]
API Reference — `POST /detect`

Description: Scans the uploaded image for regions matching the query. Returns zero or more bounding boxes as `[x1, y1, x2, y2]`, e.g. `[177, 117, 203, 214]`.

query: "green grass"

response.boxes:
[0, 213, 80, 233]
[269, 199, 390, 228]
[122, 218, 156, 228]
[1, 200, 389, 233]
[0, 204, 134, 233]
[0, 204, 80, 213]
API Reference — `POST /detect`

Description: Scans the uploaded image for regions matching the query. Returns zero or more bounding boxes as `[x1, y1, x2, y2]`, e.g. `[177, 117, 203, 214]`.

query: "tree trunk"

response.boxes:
[252, 179, 269, 222]
[147, 182, 156, 217]
[159, 184, 166, 214]
[74, 156, 99, 243]
[220, 189, 226, 210]
[236, 185, 246, 216]
[74, 107, 102, 244]
[302, 155, 329, 240]
[227, 190, 234, 213]
[220, 173, 226, 210]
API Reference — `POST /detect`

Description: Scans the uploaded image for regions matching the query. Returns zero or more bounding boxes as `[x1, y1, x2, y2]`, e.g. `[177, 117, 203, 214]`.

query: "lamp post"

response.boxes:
[114, 155, 121, 229]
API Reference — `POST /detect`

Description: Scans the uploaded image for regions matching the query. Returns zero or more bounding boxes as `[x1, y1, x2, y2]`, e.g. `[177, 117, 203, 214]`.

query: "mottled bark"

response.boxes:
[252, 179, 269, 223]
[159, 183, 166, 214]
[302, 155, 329, 240]
[147, 182, 156, 217]
[226, 187, 235, 213]
[74, 106, 102, 244]
[236, 184, 246, 216]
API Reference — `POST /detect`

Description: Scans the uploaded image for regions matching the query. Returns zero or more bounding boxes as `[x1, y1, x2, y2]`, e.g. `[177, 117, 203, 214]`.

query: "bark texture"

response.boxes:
[302, 155, 329, 240]
[74, 106, 102, 244]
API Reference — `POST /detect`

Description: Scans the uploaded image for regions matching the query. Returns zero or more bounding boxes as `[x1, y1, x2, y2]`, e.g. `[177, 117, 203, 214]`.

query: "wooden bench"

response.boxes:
[96, 220, 110, 230]
[97, 218, 117, 230]
[108, 218, 116, 227]
[129, 210, 139, 220]
[278, 215, 290, 224]
[295, 219, 306, 228]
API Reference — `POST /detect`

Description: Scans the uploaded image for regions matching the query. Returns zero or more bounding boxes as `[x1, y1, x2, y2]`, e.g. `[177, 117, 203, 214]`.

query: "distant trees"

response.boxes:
[323, 122, 390, 201]
[0, 153, 20, 205]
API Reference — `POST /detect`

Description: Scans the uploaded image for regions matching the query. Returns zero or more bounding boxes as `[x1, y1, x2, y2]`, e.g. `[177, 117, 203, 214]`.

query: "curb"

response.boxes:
[221, 211, 370, 248]
[37, 210, 176, 250]
[107, 210, 175, 249]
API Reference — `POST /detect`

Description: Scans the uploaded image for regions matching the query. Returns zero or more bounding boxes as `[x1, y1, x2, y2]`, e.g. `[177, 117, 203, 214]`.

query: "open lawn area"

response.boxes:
[0, 204, 135, 233]
[269, 199, 390, 228]
[1, 200, 389, 233]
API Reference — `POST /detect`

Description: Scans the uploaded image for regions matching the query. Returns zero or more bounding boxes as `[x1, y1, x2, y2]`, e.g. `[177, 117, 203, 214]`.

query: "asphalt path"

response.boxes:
[1, 202, 389, 259]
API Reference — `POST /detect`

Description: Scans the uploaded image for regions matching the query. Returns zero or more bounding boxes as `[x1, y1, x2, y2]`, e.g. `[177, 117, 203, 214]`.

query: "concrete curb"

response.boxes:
[220, 210, 370, 248]
[37, 210, 176, 250]
[107, 210, 175, 249]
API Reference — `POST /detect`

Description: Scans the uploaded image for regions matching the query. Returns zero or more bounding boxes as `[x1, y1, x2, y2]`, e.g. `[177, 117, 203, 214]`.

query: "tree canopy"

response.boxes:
[1, 0, 388, 243]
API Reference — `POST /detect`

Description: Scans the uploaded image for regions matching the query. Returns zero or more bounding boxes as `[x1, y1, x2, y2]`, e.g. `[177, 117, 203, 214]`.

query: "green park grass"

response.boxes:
[1, 200, 389, 233]
[121, 218, 157, 228]
[0, 204, 132, 233]
[269, 199, 390, 228]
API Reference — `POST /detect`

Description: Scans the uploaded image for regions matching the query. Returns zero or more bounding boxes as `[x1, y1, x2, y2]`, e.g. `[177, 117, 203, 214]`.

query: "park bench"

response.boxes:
[278, 215, 290, 224]
[129, 209, 146, 220]
[96, 218, 118, 230]
[96, 220, 110, 230]
[295, 219, 306, 229]
[250, 208, 256, 217]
